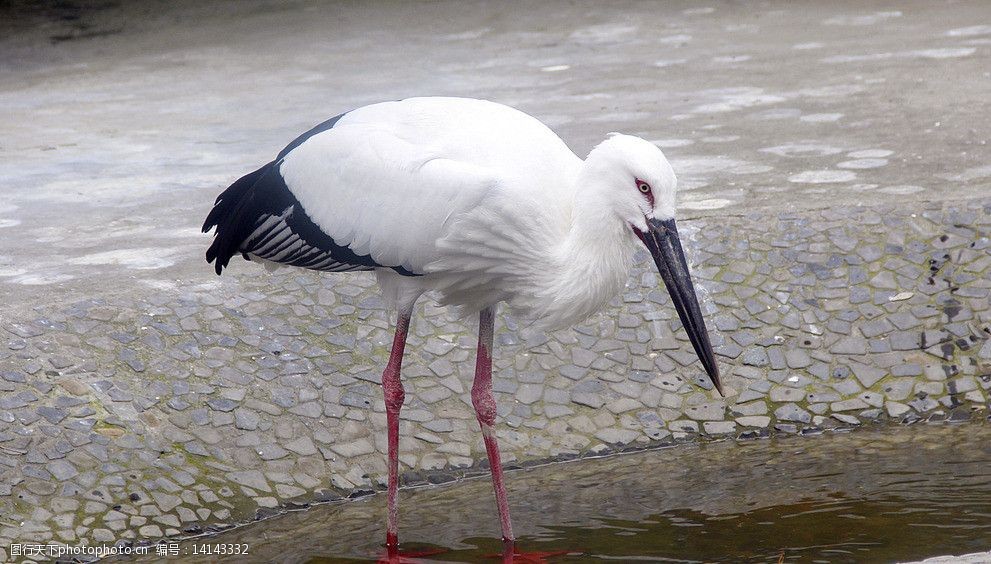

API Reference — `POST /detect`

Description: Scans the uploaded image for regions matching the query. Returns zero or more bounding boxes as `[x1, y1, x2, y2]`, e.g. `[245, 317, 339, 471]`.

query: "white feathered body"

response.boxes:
[224, 97, 670, 329]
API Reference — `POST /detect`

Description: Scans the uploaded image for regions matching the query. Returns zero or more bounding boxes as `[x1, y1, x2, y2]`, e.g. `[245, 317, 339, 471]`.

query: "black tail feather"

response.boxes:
[203, 112, 351, 276]
[203, 161, 276, 274]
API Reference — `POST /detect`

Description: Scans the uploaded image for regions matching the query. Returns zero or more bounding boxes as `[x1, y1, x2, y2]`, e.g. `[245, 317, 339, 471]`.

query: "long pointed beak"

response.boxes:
[636, 217, 723, 396]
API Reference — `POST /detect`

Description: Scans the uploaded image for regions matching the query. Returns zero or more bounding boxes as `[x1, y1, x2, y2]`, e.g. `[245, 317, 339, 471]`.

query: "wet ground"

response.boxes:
[141, 422, 991, 563]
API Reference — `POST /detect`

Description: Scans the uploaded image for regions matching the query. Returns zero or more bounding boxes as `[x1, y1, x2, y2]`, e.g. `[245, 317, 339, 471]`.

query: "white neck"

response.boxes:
[526, 163, 637, 329]
[427, 149, 639, 328]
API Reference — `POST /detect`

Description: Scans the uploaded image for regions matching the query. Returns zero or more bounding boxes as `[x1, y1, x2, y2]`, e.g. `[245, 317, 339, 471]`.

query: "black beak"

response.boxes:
[636, 217, 722, 396]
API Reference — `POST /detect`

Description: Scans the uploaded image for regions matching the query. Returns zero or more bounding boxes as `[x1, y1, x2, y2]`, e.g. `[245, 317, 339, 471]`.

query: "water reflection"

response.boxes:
[147, 422, 991, 563]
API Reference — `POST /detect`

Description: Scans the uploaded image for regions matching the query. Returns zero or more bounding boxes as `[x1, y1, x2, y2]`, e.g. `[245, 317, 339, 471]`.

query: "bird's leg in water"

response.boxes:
[383, 309, 412, 550]
[471, 306, 515, 544]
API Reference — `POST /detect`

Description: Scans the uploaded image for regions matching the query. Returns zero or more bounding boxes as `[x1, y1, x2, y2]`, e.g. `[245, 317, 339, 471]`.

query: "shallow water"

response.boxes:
[155, 422, 991, 563]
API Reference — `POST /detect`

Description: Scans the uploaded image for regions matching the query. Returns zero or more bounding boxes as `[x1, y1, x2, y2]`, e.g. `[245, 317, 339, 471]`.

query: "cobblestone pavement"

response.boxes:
[2, 197, 990, 560]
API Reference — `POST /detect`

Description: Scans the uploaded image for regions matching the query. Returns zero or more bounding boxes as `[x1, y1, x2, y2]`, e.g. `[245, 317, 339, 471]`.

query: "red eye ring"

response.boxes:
[635, 177, 655, 207]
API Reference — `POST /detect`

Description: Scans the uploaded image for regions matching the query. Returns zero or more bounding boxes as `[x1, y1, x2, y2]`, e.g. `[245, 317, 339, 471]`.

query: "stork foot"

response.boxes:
[486, 542, 576, 563]
[376, 545, 447, 564]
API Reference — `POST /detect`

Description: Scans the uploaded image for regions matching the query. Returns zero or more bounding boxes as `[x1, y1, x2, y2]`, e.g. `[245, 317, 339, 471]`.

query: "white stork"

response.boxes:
[202, 97, 721, 551]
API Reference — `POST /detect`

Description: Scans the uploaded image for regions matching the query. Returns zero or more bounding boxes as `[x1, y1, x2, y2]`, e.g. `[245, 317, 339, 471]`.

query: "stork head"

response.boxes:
[584, 133, 678, 229]
[584, 133, 722, 395]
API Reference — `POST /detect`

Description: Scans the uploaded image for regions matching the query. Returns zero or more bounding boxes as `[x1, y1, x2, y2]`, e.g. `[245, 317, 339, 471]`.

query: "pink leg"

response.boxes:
[383, 309, 412, 550]
[471, 307, 515, 543]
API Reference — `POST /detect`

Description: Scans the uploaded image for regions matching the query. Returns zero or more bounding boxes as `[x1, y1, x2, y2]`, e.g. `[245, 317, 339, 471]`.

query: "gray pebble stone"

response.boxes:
[831, 413, 860, 425]
[515, 384, 543, 405]
[571, 392, 605, 409]
[736, 389, 766, 403]
[909, 397, 940, 412]
[736, 416, 771, 427]
[138, 525, 163, 537]
[888, 332, 920, 351]
[544, 405, 574, 418]
[340, 392, 373, 408]
[289, 402, 323, 418]
[422, 419, 454, 433]
[881, 379, 915, 401]
[860, 318, 894, 338]
[769, 387, 805, 403]
[979, 340, 991, 360]
[703, 421, 736, 435]
[331, 439, 375, 458]
[37, 406, 68, 424]
[1, 371, 26, 383]
[832, 398, 869, 411]
[831, 336, 867, 355]
[891, 364, 923, 377]
[234, 409, 260, 431]
[685, 402, 725, 421]
[594, 428, 639, 444]
[948, 377, 978, 394]
[285, 436, 318, 456]
[668, 420, 698, 433]
[571, 348, 597, 368]
[271, 389, 296, 408]
[860, 392, 885, 408]
[257, 444, 289, 460]
[784, 349, 812, 369]
[559, 365, 587, 380]
[731, 401, 768, 416]
[151, 492, 181, 513]
[850, 363, 886, 388]
[227, 470, 271, 493]
[207, 398, 237, 412]
[742, 348, 770, 367]
[774, 403, 811, 423]
[47, 460, 79, 481]
[886, 402, 911, 417]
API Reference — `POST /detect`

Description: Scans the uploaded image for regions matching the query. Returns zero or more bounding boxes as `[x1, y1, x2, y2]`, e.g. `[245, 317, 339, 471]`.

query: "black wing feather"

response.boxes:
[202, 112, 418, 277]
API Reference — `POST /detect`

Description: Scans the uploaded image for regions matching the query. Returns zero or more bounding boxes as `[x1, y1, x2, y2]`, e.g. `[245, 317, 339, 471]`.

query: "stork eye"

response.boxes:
[637, 180, 651, 194]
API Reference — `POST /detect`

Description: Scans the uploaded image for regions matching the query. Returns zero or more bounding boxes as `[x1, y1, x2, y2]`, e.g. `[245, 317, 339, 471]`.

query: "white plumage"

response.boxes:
[239, 97, 678, 327]
[203, 96, 719, 549]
